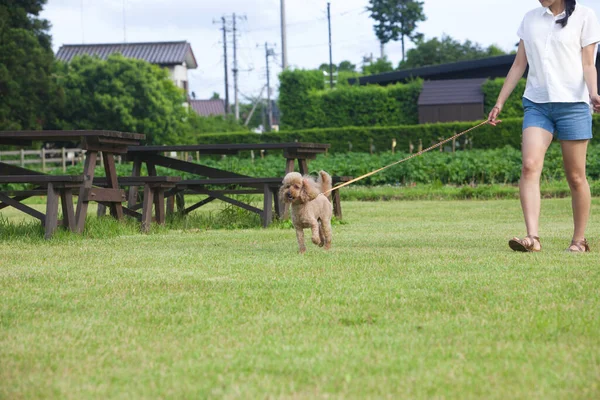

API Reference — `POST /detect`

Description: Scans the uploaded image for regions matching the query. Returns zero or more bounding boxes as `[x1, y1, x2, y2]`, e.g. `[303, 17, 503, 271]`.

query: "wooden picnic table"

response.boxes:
[0, 130, 145, 236]
[124, 142, 331, 226]
[126, 142, 330, 176]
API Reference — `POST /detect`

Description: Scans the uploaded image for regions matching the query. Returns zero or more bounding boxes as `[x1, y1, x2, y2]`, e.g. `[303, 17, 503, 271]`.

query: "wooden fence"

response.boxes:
[0, 148, 121, 172]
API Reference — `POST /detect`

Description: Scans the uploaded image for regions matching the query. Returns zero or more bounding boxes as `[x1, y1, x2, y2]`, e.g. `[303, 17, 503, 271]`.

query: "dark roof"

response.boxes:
[418, 78, 486, 106]
[56, 41, 198, 69]
[190, 100, 226, 117]
[354, 54, 516, 86]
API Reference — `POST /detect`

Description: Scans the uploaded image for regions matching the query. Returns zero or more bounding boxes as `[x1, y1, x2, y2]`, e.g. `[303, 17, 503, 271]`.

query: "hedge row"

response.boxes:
[278, 67, 527, 130]
[300, 81, 423, 129]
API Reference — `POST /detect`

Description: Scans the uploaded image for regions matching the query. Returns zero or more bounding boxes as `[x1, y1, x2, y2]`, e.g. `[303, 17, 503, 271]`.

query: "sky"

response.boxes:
[41, 0, 600, 102]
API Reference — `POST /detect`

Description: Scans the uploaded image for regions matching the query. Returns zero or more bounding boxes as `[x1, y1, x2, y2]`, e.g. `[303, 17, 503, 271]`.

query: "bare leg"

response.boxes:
[518, 127, 554, 250]
[561, 140, 591, 250]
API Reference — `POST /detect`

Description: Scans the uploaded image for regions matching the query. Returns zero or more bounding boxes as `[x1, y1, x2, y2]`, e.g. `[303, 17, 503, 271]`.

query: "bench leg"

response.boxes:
[166, 194, 175, 215]
[76, 151, 98, 233]
[271, 187, 281, 218]
[262, 184, 273, 228]
[128, 157, 142, 207]
[141, 184, 153, 233]
[176, 192, 185, 212]
[60, 189, 76, 232]
[332, 190, 342, 219]
[155, 188, 166, 225]
[45, 183, 59, 239]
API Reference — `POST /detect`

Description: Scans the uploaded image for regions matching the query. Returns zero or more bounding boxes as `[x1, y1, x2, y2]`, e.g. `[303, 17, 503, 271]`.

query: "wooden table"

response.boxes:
[126, 142, 330, 175]
[125, 142, 330, 225]
[0, 130, 145, 234]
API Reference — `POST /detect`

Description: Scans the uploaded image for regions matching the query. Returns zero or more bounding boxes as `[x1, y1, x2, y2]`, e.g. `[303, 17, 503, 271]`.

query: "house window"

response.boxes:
[182, 80, 188, 93]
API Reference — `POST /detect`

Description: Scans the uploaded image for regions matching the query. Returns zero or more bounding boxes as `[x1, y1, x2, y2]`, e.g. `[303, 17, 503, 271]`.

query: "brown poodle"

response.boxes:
[279, 170, 333, 253]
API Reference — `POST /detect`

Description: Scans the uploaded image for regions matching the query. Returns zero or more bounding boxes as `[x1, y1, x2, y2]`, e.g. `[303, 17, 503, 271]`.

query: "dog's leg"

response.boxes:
[310, 219, 321, 246]
[321, 218, 332, 250]
[318, 220, 325, 247]
[296, 228, 307, 254]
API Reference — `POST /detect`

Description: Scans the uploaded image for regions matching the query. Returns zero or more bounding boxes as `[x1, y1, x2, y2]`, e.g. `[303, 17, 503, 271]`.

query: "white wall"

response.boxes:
[167, 64, 188, 90]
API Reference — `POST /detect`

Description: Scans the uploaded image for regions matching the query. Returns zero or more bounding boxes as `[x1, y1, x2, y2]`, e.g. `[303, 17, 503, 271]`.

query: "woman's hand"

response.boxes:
[487, 105, 502, 126]
[591, 95, 600, 113]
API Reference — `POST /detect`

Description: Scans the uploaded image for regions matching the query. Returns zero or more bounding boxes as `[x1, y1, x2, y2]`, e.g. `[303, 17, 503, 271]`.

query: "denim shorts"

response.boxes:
[522, 97, 592, 140]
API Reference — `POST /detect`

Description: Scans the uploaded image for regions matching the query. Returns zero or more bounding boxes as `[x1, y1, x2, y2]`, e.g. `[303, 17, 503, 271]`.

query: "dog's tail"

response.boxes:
[318, 170, 332, 199]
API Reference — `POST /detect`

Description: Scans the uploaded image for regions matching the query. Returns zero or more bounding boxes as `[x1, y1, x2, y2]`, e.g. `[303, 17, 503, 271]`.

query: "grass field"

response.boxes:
[1, 196, 599, 399]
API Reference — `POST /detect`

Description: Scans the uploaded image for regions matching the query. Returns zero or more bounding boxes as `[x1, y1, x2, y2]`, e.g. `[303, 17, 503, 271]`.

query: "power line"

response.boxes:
[245, 7, 363, 33]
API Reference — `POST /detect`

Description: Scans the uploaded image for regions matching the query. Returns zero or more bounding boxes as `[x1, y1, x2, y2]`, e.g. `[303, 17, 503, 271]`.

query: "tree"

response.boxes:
[362, 57, 395, 75]
[338, 60, 357, 73]
[398, 35, 507, 69]
[211, 92, 220, 100]
[0, 0, 56, 130]
[53, 54, 189, 145]
[318, 63, 337, 73]
[367, 0, 426, 61]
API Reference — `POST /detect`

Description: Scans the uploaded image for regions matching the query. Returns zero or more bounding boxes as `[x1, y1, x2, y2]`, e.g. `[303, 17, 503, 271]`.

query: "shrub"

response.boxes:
[482, 78, 527, 117]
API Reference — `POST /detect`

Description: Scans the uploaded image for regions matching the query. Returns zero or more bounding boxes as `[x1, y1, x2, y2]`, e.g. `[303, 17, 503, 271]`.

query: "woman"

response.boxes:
[488, 0, 600, 252]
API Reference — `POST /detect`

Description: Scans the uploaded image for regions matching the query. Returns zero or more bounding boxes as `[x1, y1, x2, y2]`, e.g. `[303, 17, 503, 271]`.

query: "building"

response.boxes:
[55, 41, 198, 96]
[189, 99, 226, 117]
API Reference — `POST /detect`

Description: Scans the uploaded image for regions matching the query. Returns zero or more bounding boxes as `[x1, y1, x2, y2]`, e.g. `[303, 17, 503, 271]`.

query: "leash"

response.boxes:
[321, 119, 490, 196]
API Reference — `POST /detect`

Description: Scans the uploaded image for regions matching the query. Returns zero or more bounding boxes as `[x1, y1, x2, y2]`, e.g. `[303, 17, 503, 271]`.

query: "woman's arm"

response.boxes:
[488, 40, 528, 125]
[582, 43, 600, 112]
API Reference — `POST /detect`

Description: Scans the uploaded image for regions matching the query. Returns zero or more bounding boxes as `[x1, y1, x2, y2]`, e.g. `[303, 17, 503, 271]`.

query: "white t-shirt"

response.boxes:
[517, 3, 600, 103]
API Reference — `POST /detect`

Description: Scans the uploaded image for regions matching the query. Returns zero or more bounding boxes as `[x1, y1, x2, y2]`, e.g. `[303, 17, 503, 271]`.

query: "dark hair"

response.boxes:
[556, 0, 576, 28]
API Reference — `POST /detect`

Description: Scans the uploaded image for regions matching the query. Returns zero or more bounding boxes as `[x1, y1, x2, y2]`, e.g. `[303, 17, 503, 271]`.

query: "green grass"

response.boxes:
[1, 198, 600, 399]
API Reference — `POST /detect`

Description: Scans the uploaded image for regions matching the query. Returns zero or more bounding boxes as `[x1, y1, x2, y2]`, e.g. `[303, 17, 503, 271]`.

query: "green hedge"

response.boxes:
[482, 78, 527, 118]
[278, 68, 529, 130]
[303, 81, 422, 129]
[193, 117, 524, 152]
[278, 69, 422, 129]
[278, 69, 325, 130]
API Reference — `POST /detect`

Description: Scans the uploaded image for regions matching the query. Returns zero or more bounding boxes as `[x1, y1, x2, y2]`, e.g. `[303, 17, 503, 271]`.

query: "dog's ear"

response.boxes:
[278, 182, 288, 202]
[300, 178, 319, 202]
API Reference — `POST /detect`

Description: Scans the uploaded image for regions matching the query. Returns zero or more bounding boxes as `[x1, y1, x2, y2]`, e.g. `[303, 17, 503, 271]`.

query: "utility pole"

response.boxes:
[265, 43, 275, 131]
[232, 13, 240, 120]
[280, 0, 288, 69]
[327, 2, 333, 89]
[213, 17, 230, 114]
[221, 17, 229, 114]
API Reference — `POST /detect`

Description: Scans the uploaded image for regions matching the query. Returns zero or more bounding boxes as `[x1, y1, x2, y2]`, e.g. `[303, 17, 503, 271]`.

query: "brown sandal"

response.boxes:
[566, 238, 590, 253]
[509, 235, 541, 252]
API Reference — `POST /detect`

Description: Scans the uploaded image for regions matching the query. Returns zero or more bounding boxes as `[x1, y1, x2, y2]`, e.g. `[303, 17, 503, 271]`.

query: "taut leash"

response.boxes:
[321, 120, 490, 196]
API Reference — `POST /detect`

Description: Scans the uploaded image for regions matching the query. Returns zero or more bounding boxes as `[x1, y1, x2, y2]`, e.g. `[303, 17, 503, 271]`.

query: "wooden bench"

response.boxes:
[0, 175, 84, 239]
[165, 177, 282, 228]
[94, 176, 181, 232]
[165, 175, 352, 227]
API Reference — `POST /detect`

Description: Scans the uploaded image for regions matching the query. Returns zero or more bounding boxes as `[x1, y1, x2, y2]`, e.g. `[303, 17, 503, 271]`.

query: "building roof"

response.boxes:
[418, 78, 487, 106]
[56, 41, 198, 69]
[353, 54, 517, 86]
[190, 99, 226, 117]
